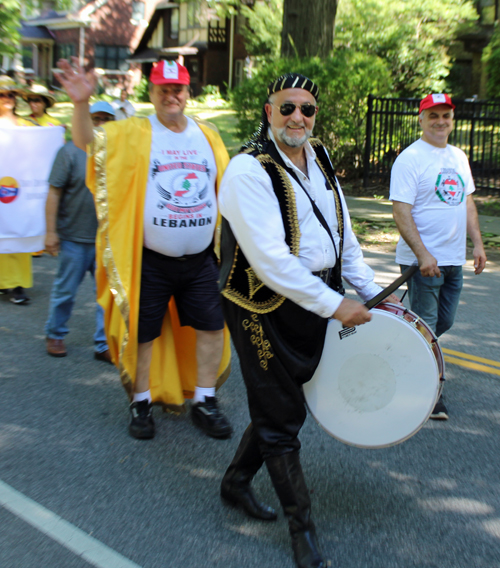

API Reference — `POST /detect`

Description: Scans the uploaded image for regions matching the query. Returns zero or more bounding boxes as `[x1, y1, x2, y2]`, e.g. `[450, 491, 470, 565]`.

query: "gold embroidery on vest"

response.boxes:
[242, 314, 274, 370]
[246, 267, 265, 299]
[309, 138, 344, 268]
[221, 154, 301, 313]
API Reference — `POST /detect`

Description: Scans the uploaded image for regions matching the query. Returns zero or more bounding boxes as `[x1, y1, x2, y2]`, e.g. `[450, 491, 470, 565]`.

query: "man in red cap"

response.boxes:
[390, 94, 487, 420]
[56, 57, 232, 441]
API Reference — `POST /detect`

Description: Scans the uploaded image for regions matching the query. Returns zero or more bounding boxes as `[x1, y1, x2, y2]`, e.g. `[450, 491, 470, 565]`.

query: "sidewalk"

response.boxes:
[345, 196, 500, 236]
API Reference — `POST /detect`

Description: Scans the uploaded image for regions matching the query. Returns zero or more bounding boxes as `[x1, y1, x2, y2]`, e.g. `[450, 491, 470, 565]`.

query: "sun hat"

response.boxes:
[149, 60, 190, 86]
[419, 94, 455, 114]
[24, 84, 57, 108]
[0, 75, 25, 96]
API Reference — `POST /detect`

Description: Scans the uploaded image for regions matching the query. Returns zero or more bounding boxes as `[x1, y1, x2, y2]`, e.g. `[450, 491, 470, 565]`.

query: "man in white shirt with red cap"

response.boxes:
[56, 57, 232, 441]
[390, 93, 486, 420]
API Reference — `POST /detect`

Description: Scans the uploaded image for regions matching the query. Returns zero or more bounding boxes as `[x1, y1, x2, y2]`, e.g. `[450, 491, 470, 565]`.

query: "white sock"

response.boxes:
[193, 386, 215, 404]
[133, 390, 152, 403]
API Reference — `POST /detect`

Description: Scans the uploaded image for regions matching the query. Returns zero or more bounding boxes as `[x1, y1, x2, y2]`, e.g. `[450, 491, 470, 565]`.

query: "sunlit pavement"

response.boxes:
[1, 244, 499, 568]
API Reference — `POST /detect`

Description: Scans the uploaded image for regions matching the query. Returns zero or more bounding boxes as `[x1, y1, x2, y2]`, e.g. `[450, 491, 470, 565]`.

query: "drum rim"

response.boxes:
[304, 309, 441, 449]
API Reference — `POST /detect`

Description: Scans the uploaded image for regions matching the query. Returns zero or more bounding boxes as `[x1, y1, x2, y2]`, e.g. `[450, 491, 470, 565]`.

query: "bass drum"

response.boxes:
[303, 303, 444, 449]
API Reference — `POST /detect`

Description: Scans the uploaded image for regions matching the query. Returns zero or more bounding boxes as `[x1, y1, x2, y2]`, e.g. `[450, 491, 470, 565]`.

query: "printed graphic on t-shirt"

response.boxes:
[435, 168, 465, 206]
[151, 155, 213, 226]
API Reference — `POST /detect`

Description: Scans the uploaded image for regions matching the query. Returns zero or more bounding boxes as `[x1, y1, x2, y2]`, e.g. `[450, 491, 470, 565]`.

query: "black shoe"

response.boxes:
[129, 400, 155, 439]
[191, 396, 232, 439]
[430, 395, 448, 420]
[10, 286, 30, 304]
[292, 528, 326, 568]
[221, 478, 277, 520]
[0, 288, 9, 294]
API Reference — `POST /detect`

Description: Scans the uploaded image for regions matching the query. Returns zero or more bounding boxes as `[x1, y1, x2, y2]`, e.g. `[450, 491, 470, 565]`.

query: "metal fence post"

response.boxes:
[364, 94, 374, 189]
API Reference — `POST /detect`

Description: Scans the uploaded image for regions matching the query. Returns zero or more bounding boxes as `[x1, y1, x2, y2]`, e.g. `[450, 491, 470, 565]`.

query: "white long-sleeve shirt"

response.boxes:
[219, 134, 382, 318]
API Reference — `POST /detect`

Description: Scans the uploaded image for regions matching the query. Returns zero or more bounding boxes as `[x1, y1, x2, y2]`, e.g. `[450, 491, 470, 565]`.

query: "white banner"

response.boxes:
[0, 126, 64, 253]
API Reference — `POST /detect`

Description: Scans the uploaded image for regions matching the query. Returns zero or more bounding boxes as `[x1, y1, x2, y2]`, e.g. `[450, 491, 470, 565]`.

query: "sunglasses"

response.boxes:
[273, 102, 317, 118]
[28, 97, 44, 103]
[0, 92, 16, 99]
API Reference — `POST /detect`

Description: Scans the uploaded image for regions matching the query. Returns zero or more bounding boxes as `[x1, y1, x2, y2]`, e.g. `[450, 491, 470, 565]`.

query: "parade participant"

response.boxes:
[44, 102, 115, 360]
[390, 94, 486, 420]
[24, 84, 62, 127]
[56, 58, 232, 440]
[0, 75, 38, 305]
[112, 88, 136, 120]
[218, 73, 399, 568]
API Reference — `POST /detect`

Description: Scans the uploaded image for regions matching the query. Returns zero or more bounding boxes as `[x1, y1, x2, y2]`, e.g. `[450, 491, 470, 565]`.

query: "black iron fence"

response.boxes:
[364, 95, 500, 193]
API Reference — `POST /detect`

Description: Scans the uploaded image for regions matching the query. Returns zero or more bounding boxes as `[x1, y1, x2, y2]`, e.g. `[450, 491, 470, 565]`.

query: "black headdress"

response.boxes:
[240, 73, 320, 153]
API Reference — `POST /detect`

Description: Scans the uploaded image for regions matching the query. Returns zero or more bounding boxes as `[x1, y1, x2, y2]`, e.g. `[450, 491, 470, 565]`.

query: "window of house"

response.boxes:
[171, 8, 179, 39]
[22, 45, 33, 70]
[131, 1, 145, 25]
[55, 44, 76, 62]
[187, 0, 202, 28]
[94, 45, 130, 71]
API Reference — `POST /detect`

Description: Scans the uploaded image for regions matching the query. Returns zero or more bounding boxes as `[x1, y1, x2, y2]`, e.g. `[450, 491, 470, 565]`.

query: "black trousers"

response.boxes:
[222, 297, 327, 459]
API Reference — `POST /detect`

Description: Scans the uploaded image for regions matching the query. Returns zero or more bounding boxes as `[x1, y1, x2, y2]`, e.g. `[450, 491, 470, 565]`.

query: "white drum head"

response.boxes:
[303, 309, 440, 448]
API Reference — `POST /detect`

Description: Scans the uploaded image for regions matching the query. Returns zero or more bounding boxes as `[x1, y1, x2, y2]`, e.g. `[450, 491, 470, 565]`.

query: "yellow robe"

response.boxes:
[86, 116, 231, 410]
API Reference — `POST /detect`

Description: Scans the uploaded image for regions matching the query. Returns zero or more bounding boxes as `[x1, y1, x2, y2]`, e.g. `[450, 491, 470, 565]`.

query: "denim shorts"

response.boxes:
[138, 247, 224, 343]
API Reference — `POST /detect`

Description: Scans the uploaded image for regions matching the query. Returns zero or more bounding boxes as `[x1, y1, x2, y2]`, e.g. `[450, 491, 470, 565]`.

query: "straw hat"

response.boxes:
[24, 84, 57, 108]
[0, 75, 25, 96]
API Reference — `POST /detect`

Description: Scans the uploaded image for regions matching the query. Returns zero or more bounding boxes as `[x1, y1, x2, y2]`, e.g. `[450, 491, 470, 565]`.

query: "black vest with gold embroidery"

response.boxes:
[220, 138, 345, 314]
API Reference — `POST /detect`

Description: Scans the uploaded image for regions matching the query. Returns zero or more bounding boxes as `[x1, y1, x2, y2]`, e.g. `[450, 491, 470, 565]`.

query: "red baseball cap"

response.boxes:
[149, 60, 190, 86]
[419, 93, 455, 114]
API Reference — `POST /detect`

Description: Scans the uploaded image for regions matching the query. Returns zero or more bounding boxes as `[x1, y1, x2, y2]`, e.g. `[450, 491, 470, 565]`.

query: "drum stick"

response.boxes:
[364, 264, 418, 310]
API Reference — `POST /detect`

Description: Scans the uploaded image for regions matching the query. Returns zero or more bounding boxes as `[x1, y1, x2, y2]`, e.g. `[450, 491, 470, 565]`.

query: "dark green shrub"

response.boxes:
[135, 76, 150, 102]
[483, 22, 500, 99]
[231, 51, 392, 174]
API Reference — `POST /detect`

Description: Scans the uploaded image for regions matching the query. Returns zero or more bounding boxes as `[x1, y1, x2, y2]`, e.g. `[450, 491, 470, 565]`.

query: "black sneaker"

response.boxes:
[191, 396, 232, 439]
[10, 286, 30, 304]
[430, 395, 448, 420]
[129, 400, 155, 439]
[0, 289, 9, 295]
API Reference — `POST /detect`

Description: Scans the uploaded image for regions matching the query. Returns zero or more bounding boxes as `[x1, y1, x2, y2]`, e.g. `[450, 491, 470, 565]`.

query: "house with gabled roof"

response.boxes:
[7, 0, 249, 96]
[130, 0, 249, 96]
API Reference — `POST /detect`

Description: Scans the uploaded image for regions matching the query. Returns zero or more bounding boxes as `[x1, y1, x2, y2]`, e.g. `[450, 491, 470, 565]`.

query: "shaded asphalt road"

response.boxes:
[1, 198, 500, 568]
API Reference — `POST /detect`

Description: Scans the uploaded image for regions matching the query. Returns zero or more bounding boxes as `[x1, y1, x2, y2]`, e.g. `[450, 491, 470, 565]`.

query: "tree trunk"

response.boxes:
[281, 0, 338, 58]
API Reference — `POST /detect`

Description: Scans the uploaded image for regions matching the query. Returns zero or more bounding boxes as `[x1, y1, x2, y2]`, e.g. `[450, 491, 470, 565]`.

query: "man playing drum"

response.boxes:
[390, 94, 486, 420]
[218, 73, 399, 568]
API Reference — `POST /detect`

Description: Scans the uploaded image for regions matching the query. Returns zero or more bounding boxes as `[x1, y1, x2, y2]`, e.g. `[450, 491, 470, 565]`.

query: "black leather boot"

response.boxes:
[266, 451, 325, 568]
[221, 424, 277, 521]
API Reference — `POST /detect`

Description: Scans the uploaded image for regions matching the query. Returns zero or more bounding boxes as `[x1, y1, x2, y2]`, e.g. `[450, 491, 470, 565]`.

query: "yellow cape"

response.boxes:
[86, 116, 231, 410]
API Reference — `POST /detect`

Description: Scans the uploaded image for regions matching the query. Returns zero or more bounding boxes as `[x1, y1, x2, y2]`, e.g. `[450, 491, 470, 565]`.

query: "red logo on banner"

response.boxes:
[0, 176, 19, 204]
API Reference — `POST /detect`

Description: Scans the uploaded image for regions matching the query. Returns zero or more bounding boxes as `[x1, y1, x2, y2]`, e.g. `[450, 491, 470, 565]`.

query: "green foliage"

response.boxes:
[483, 23, 500, 99]
[0, 1, 24, 56]
[1, 0, 72, 58]
[191, 85, 230, 108]
[134, 76, 150, 103]
[231, 53, 392, 171]
[240, 0, 283, 57]
[335, 0, 478, 97]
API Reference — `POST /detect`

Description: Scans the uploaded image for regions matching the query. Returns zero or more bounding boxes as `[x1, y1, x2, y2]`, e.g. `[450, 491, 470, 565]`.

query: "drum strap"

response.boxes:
[365, 264, 418, 309]
[265, 143, 345, 295]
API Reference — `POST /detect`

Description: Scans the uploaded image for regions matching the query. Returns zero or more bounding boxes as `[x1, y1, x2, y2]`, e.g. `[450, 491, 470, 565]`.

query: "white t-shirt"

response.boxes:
[143, 115, 218, 257]
[390, 138, 475, 266]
